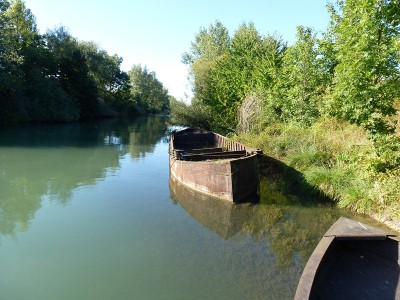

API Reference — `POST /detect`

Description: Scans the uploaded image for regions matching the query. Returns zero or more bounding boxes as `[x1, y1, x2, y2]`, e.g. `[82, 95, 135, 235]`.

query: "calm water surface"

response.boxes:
[0, 116, 391, 300]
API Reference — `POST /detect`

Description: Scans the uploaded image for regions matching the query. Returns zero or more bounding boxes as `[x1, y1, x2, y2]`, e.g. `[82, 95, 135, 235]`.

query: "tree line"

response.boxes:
[173, 0, 400, 171]
[0, 0, 170, 122]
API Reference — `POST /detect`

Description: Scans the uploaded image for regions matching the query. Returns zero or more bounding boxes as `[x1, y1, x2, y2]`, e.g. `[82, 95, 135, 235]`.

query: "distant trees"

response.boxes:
[79, 41, 132, 115]
[128, 65, 170, 114]
[0, 0, 170, 122]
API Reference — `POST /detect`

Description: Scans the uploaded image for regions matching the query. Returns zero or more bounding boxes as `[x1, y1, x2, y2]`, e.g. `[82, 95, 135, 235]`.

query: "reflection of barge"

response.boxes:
[295, 217, 400, 300]
[169, 176, 244, 239]
[169, 128, 260, 203]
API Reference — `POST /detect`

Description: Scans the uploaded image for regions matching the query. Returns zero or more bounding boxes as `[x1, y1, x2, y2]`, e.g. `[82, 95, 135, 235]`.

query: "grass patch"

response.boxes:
[236, 117, 400, 228]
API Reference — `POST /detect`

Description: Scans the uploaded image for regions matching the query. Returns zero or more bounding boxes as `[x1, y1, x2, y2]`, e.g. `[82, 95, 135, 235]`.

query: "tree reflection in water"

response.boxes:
[0, 116, 168, 239]
[170, 154, 386, 271]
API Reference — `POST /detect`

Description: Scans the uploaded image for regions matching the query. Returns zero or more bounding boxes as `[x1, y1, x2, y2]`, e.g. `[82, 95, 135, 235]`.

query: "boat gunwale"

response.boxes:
[294, 217, 399, 300]
[170, 128, 261, 158]
[294, 235, 335, 300]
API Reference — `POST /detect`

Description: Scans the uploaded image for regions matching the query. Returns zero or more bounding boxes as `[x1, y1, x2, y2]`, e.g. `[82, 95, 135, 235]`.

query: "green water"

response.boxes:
[0, 116, 391, 300]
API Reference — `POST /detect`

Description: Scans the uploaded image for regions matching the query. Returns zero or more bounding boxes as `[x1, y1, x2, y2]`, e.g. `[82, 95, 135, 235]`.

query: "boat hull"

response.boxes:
[169, 128, 260, 202]
[169, 152, 259, 202]
[295, 217, 400, 300]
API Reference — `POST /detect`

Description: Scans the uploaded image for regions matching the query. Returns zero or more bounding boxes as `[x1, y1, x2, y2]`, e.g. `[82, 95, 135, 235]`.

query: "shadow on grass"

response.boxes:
[258, 154, 333, 207]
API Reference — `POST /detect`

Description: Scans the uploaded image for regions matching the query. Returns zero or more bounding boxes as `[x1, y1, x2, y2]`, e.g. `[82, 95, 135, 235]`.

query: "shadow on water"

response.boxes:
[258, 154, 332, 207]
[0, 116, 168, 239]
[169, 153, 396, 296]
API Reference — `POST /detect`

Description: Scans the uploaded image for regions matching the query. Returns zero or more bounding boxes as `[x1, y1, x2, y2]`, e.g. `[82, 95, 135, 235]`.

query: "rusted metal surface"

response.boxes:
[169, 128, 260, 202]
[295, 217, 400, 300]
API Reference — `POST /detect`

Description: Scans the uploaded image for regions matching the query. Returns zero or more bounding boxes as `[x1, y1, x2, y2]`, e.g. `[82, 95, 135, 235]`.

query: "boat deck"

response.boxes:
[295, 217, 400, 300]
[310, 238, 400, 299]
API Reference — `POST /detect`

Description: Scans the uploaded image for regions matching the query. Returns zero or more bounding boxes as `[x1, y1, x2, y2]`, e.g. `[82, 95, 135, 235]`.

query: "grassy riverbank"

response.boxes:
[234, 117, 400, 232]
[176, 0, 400, 232]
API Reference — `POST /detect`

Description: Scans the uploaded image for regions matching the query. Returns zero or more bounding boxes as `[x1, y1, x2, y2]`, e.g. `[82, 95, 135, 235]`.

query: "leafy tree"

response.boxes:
[206, 23, 286, 131]
[268, 26, 324, 125]
[0, 0, 77, 121]
[326, 0, 400, 171]
[129, 65, 169, 114]
[59, 49, 99, 119]
[178, 21, 286, 132]
[0, 0, 35, 120]
[169, 97, 213, 130]
[182, 20, 230, 105]
[45, 27, 99, 119]
[329, 0, 400, 135]
[79, 41, 131, 114]
[182, 20, 230, 65]
[1, 1, 170, 122]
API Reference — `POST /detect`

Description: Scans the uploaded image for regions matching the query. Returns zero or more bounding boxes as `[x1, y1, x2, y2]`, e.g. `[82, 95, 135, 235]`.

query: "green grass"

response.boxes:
[236, 117, 400, 230]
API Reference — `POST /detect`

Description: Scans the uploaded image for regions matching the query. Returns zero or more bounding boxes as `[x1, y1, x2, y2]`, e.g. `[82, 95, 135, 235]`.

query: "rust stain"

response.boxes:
[169, 128, 260, 202]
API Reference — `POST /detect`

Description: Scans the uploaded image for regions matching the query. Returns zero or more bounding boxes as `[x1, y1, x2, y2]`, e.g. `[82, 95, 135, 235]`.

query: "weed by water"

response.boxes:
[235, 117, 400, 228]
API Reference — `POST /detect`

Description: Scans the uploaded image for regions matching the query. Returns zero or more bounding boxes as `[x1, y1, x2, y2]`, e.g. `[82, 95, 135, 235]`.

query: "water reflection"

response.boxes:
[0, 116, 168, 239]
[170, 153, 395, 275]
[169, 175, 351, 297]
[170, 176, 344, 266]
[170, 176, 246, 240]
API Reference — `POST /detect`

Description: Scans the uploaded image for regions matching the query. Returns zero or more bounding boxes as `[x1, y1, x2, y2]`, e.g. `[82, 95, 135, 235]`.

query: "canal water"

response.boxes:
[0, 116, 391, 300]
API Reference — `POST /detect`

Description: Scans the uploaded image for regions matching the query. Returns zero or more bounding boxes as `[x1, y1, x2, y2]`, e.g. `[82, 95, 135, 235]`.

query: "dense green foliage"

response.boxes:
[128, 65, 170, 114]
[0, 0, 170, 122]
[173, 0, 400, 226]
[329, 0, 399, 134]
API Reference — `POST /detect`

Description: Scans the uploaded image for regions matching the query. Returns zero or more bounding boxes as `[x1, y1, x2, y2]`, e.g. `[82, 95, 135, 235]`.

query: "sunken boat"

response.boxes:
[295, 217, 400, 300]
[169, 128, 261, 203]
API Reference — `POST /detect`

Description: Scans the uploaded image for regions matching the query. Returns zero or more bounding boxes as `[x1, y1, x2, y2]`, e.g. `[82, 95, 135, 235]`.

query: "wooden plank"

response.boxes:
[182, 151, 246, 161]
[184, 150, 246, 156]
[176, 147, 223, 154]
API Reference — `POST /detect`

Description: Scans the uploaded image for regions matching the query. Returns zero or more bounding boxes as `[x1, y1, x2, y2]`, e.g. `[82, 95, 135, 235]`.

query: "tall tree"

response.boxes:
[182, 20, 230, 64]
[0, 0, 35, 120]
[270, 26, 323, 124]
[206, 23, 285, 131]
[182, 20, 230, 104]
[329, 0, 400, 134]
[129, 65, 169, 113]
[78, 41, 131, 113]
[0, 0, 76, 121]
[45, 27, 99, 119]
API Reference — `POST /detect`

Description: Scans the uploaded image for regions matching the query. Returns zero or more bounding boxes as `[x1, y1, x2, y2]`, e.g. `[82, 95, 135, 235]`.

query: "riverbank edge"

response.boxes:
[234, 118, 400, 234]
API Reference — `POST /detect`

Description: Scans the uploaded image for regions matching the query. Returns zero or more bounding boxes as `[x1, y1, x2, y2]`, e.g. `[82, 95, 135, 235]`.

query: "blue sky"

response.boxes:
[24, 0, 331, 101]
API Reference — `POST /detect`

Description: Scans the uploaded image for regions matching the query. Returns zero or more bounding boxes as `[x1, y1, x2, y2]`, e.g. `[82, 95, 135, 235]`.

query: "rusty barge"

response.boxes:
[169, 128, 260, 202]
[295, 217, 400, 300]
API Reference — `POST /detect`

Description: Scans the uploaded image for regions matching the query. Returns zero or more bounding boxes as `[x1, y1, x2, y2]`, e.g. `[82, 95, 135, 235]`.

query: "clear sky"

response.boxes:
[23, 0, 331, 101]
